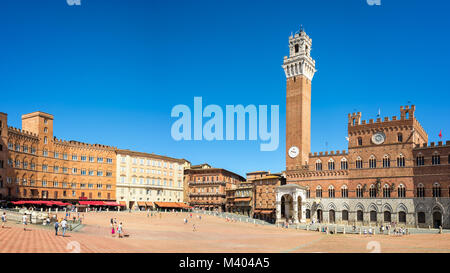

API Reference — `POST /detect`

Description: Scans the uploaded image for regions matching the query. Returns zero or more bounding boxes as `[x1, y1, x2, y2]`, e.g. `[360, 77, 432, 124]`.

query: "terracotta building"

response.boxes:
[251, 171, 285, 223]
[0, 111, 116, 203]
[186, 164, 245, 211]
[277, 29, 450, 228]
[225, 179, 254, 217]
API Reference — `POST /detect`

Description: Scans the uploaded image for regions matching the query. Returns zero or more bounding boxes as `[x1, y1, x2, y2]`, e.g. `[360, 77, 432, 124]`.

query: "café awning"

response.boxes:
[234, 197, 251, 202]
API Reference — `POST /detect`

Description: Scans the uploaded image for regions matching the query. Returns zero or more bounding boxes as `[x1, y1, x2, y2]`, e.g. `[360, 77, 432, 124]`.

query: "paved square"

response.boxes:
[1, 211, 450, 253]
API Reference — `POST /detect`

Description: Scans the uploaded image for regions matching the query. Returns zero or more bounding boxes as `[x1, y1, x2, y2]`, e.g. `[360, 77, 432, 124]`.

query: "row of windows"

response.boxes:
[119, 188, 181, 196]
[306, 184, 407, 198]
[305, 184, 450, 198]
[5, 177, 112, 189]
[19, 189, 111, 199]
[119, 176, 181, 188]
[8, 160, 112, 176]
[129, 168, 176, 177]
[8, 143, 113, 163]
[313, 154, 449, 171]
[120, 156, 183, 170]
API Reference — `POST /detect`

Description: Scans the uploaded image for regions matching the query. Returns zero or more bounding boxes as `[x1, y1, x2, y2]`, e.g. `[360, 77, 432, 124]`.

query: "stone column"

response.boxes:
[276, 201, 281, 223]
[293, 200, 299, 224]
[300, 202, 306, 223]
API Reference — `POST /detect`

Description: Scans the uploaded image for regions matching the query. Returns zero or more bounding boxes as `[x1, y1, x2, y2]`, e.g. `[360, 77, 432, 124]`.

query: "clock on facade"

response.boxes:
[371, 132, 386, 145]
[288, 146, 299, 158]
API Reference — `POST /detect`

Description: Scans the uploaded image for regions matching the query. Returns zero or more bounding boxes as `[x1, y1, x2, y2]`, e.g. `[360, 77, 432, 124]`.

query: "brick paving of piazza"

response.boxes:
[1, 211, 450, 253]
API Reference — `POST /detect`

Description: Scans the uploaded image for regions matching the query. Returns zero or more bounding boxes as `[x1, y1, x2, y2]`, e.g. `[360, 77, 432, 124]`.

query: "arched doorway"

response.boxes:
[342, 210, 349, 221]
[417, 212, 426, 224]
[398, 211, 406, 223]
[280, 194, 293, 221]
[370, 210, 377, 222]
[384, 211, 391, 222]
[306, 209, 311, 219]
[317, 209, 323, 223]
[433, 211, 442, 228]
[329, 209, 335, 223]
[357, 210, 363, 222]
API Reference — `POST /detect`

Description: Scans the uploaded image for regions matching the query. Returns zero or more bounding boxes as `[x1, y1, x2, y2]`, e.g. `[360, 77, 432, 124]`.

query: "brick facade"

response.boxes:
[186, 164, 245, 212]
[281, 30, 450, 228]
[0, 111, 116, 203]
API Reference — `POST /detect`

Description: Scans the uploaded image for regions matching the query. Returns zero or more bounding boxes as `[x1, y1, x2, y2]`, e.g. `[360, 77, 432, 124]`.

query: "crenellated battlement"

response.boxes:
[309, 150, 348, 157]
[414, 140, 450, 149]
[52, 137, 116, 150]
[8, 126, 39, 138]
[349, 105, 418, 129]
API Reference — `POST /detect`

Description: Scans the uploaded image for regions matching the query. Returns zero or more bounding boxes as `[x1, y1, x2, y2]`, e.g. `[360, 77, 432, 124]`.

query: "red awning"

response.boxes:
[11, 200, 70, 206]
[155, 202, 182, 208]
[104, 202, 120, 206]
[78, 201, 106, 206]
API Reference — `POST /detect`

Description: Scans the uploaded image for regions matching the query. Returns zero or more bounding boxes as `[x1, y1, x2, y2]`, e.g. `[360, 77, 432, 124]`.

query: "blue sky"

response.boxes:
[1, 0, 449, 177]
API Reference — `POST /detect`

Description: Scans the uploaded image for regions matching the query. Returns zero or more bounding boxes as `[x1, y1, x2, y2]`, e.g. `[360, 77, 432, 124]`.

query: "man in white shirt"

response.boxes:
[22, 214, 28, 231]
[61, 219, 68, 237]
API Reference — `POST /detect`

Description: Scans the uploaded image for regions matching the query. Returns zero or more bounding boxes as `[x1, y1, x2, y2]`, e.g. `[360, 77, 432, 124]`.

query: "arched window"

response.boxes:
[416, 154, 425, 166]
[383, 184, 391, 198]
[328, 186, 335, 198]
[398, 184, 406, 198]
[341, 185, 348, 198]
[397, 154, 405, 167]
[356, 184, 363, 198]
[357, 137, 363, 146]
[328, 159, 335, 170]
[432, 152, 440, 165]
[383, 155, 390, 168]
[355, 157, 363, 169]
[432, 183, 441, 197]
[369, 184, 377, 198]
[316, 186, 322, 198]
[397, 133, 403, 142]
[340, 158, 348, 170]
[417, 183, 425, 197]
[315, 160, 322, 171]
[369, 155, 377, 168]
[306, 209, 311, 219]
[306, 187, 310, 198]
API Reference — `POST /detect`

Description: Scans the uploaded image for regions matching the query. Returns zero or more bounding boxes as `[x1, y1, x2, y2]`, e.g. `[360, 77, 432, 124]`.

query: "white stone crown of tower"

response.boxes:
[282, 30, 316, 81]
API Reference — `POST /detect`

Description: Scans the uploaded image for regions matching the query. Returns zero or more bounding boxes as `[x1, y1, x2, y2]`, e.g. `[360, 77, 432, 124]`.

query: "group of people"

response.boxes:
[182, 213, 199, 232]
[54, 218, 68, 237]
[110, 217, 124, 238]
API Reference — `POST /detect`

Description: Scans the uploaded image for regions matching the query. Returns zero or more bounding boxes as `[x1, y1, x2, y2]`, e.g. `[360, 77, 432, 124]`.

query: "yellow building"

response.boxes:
[115, 149, 189, 210]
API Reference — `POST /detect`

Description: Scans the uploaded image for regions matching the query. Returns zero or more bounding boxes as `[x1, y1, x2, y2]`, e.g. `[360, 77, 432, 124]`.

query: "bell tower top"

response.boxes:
[282, 29, 316, 81]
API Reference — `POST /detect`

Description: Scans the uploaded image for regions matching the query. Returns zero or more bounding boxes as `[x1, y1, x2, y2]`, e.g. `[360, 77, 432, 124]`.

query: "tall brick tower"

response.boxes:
[283, 29, 316, 170]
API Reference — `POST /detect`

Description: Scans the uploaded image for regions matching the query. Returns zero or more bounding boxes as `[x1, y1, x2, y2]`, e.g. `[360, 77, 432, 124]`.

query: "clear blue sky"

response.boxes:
[1, 0, 449, 177]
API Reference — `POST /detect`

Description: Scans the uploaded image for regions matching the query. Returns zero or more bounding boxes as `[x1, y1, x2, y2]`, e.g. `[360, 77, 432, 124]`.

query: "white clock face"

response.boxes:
[371, 132, 386, 145]
[288, 146, 299, 158]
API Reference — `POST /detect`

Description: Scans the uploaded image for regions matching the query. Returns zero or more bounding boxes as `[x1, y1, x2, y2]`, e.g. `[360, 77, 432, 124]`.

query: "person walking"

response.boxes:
[117, 222, 123, 238]
[61, 218, 68, 237]
[1, 212, 6, 228]
[54, 220, 59, 236]
[192, 223, 196, 232]
[22, 213, 28, 231]
[111, 223, 116, 237]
